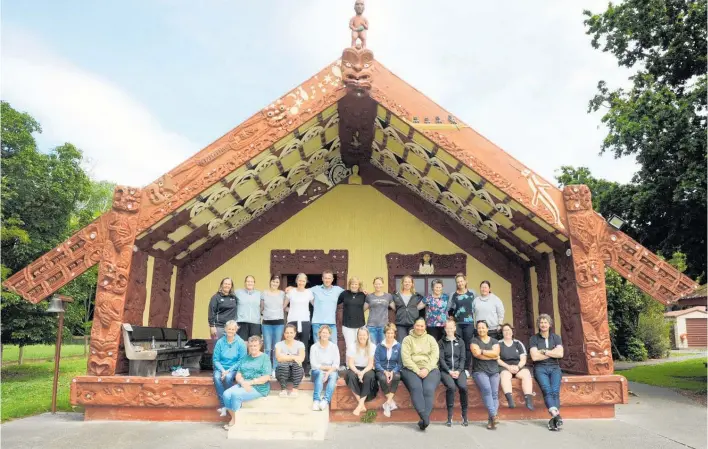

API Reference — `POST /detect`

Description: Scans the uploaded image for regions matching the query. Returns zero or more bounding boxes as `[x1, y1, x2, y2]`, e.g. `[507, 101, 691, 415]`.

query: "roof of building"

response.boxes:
[664, 306, 708, 318]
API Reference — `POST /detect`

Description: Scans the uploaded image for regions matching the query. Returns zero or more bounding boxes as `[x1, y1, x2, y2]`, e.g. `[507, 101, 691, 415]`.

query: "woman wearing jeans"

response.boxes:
[529, 314, 564, 431]
[365, 277, 394, 345]
[261, 275, 285, 377]
[470, 320, 500, 430]
[310, 325, 340, 411]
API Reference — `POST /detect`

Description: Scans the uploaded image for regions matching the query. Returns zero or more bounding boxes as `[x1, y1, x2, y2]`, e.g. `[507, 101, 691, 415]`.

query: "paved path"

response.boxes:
[2, 382, 706, 449]
[614, 351, 706, 371]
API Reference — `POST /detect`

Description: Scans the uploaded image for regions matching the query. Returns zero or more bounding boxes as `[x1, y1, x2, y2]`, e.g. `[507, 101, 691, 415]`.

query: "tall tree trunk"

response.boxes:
[18, 345, 24, 365]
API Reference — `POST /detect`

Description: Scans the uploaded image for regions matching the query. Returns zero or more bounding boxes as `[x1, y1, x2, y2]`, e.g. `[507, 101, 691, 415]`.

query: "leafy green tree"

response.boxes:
[583, 0, 707, 280]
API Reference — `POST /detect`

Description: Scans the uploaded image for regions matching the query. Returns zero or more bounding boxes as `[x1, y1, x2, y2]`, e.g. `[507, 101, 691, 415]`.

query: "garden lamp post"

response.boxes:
[47, 294, 73, 414]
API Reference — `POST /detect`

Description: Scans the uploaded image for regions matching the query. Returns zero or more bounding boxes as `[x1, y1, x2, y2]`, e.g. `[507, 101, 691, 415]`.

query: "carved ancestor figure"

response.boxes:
[349, 0, 368, 48]
[341, 47, 374, 92]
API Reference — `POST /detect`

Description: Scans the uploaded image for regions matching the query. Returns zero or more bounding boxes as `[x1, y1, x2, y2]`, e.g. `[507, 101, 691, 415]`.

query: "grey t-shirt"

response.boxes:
[401, 293, 412, 306]
[261, 290, 285, 321]
[366, 293, 393, 327]
[275, 340, 305, 356]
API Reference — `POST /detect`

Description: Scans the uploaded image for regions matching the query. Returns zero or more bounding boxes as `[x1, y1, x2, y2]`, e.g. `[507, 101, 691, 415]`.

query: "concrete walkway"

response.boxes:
[1, 382, 706, 449]
[614, 351, 706, 371]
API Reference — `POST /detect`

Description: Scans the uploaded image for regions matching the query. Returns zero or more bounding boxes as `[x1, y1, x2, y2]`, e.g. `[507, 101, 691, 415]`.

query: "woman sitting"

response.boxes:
[470, 320, 501, 430]
[529, 314, 564, 431]
[310, 325, 340, 411]
[213, 320, 247, 417]
[345, 327, 377, 416]
[374, 323, 402, 417]
[400, 317, 441, 431]
[497, 323, 534, 410]
[275, 324, 306, 398]
[438, 318, 468, 427]
[222, 336, 272, 430]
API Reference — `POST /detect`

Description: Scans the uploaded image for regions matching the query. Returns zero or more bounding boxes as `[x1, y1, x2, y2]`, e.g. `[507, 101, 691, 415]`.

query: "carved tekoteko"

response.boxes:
[88, 186, 142, 376]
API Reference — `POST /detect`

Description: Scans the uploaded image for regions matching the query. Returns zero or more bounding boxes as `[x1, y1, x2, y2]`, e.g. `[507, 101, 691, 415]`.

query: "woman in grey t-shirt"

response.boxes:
[261, 275, 285, 376]
[365, 277, 394, 345]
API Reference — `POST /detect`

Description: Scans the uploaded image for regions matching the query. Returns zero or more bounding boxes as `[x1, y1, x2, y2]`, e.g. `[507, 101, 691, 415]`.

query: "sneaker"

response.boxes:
[554, 415, 563, 429]
[312, 401, 320, 411]
[547, 417, 558, 431]
[219, 408, 227, 417]
[465, 370, 470, 377]
[389, 400, 398, 412]
[279, 390, 289, 398]
[289, 390, 299, 398]
[271, 370, 276, 378]
[383, 402, 391, 418]
[319, 400, 329, 411]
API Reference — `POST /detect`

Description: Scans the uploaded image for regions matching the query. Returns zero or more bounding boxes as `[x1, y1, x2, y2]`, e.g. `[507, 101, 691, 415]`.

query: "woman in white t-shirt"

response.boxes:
[345, 327, 377, 416]
[275, 324, 306, 397]
[283, 273, 314, 372]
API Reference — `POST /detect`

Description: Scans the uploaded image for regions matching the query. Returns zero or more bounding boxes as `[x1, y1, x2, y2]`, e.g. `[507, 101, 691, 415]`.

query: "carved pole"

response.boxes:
[536, 253, 555, 327]
[87, 186, 141, 376]
[562, 185, 613, 375]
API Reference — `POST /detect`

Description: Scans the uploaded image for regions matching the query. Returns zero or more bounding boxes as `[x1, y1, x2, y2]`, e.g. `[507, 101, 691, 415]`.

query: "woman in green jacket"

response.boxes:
[400, 317, 441, 431]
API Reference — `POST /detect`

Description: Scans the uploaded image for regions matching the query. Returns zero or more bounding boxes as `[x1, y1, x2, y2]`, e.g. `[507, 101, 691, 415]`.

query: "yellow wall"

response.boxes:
[192, 185, 512, 338]
[142, 256, 155, 326]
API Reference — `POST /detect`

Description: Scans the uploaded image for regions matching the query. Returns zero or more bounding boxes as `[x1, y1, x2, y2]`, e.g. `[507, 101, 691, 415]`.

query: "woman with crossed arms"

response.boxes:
[470, 320, 501, 430]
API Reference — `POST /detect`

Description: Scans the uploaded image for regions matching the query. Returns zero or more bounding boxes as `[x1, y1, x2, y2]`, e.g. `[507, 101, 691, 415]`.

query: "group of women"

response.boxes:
[209, 272, 564, 432]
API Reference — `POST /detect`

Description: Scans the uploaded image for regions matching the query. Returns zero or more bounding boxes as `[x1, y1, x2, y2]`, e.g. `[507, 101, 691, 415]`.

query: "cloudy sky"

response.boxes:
[2, 0, 638, 187]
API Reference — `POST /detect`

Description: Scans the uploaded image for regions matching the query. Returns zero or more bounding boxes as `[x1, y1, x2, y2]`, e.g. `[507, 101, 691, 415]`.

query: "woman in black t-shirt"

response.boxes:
[497, 323, 534, 410]
[339, 277, 367, 356]
[470, 320, 500, 430]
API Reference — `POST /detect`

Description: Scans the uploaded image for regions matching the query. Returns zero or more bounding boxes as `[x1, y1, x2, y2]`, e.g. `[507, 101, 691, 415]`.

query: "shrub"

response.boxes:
[624, 336, 648, 361]
[637, 311, 671, 359]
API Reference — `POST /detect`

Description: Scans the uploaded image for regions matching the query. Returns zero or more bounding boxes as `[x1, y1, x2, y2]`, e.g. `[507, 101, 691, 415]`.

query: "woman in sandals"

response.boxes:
[345, 327, 377, 416]
[275, 324, 306, 397]
[222, 336, 271, 430]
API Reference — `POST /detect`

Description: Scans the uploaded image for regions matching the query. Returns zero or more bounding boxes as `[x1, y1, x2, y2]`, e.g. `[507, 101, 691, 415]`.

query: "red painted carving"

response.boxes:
[122, 250, 149, 325]
[341, 47, 374, 92]
[555, 250, 589, 374]
[563, 185, 613, 375]
[384, 251, 466, 293]
[536, 253, 554, 320]
[510, 270, 532, 345]
[149, 258, 174, 327]
[3, 216, 108, 304]
[88, 186, 142, 376]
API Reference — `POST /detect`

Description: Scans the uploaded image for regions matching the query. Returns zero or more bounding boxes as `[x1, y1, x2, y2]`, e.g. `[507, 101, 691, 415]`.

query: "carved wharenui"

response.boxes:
[88, 186, 142, 376]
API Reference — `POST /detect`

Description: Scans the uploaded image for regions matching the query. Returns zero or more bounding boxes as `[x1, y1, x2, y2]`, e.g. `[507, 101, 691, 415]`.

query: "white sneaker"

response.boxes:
[289, 390, 299, 398]
[279, 390, 289, 398]
[389, 400, 398, 411]
[319, 400, 328, 411]
[312, 401, 321, 411]
[383, 402, 391, 418]
[465, 370, 470, 377]
[219, 407, 227, 417]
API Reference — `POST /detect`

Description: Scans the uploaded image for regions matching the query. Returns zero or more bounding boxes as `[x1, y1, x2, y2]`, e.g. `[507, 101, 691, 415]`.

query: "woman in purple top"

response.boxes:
[422, 279, 450, 341]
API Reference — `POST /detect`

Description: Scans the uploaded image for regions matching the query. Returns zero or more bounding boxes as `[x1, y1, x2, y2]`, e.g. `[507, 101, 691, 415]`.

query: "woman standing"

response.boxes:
[338, 277, 367, 354]
[470, 320, 501, 430]
[365, 277, 394, 345]
[235, 275, 262, 340]
[213, 320, 247, 417]
[374, 323, 402, 417]
[345, 327, 377, 416]
[448, 273, 476, 374]
[392, 275, 425, 343]
[283, 273, 314, 371]
[400, 317, 441, 431]
[309, 325, 340, 411]
[497, 323, 534, 410]
[423, 279, 450, 341]
[529, 314, 564, 431]
[222, 336, 271, 430]
[473, 281, 505, 340]
[275, 324, 306, 397]
[261, 275, 285, 378]
[208, 278, 238, 340]
[438, 318, 468, 427]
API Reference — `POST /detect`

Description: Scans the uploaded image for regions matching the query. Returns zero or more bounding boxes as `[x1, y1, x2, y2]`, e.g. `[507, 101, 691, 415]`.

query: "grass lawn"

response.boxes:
[621, 357, 708, 394]
[2, 344, 86, 364]
[1, 356, 87, 422]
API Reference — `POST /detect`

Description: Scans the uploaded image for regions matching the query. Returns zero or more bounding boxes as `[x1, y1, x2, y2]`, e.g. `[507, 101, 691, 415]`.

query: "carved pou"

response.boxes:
[341, 47, 374, 94]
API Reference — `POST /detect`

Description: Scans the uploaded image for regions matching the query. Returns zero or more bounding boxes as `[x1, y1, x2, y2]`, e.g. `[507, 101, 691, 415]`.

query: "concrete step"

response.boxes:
[228, 392, 328, 441]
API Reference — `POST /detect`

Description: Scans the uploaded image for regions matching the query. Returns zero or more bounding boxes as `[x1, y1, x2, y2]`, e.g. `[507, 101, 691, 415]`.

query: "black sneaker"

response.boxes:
[445, 419, 452, 427]
[418, 420, 426, 431]
[461, 417, 469, 427]
[554, 415, 563, 429]
[547, 417, 558, 431]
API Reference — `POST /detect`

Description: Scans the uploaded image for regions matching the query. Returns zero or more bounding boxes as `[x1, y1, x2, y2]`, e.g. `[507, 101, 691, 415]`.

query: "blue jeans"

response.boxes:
[311, 369, 339, 403]
[213, 369, 237, 407]
[534, 364, 562, 412]
[223, 385, 265, 411]
[262, 324, 284, 370]
[472, 371, 500, 418]
[367, 326, 384, 345]
[312, 324, 338, 346]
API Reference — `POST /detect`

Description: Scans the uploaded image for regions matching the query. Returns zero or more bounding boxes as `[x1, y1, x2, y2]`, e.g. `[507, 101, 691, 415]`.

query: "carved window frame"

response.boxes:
[385, 251, 467, 294]
[270, 250, 349, 288]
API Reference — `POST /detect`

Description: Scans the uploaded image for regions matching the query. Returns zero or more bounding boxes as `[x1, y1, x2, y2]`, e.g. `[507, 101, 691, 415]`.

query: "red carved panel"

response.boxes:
[338, 88, 378, 168]
[3, 216, 108, 303]
[555, 250, 589, 374]
[149, 258, 174, 327]
[122, 250, 149, 326]
[88, 186, 142, 376]
[384, 251, 467, 293]
[173, 266, 197, 336]
[510, 270, 532, 345]
[536, 253, 555, 322]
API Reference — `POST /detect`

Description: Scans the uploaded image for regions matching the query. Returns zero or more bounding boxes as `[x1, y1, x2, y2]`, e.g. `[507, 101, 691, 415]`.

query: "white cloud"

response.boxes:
[1, 26, 197, 187]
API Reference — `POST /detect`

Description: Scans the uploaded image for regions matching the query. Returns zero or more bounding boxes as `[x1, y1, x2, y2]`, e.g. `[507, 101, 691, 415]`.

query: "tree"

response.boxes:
[0, 102, 99, 361]
[583, 0, 707, 280]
